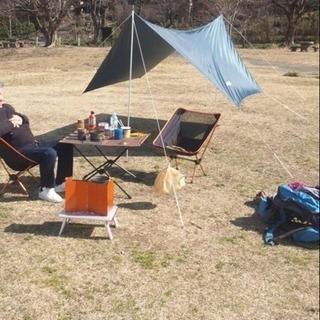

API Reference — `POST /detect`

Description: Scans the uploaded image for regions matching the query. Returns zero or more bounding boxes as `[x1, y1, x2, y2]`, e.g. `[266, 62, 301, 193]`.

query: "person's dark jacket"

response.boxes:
[0, 103, 36, 149]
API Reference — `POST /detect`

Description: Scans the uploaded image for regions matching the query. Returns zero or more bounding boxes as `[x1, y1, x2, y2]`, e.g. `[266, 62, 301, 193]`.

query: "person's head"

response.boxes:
[0, 81, 4, 107]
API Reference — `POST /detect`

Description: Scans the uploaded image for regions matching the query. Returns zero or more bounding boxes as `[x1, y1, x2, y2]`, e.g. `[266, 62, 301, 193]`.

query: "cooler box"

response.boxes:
[65, 177, 114, 216]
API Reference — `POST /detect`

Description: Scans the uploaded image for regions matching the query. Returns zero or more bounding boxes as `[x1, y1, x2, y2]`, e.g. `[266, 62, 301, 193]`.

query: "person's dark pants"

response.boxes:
[18, 140, 73, 188]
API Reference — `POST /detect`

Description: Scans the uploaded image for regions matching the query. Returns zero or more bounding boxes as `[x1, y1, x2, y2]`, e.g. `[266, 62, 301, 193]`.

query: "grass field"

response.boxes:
[0, 45, 319, 320]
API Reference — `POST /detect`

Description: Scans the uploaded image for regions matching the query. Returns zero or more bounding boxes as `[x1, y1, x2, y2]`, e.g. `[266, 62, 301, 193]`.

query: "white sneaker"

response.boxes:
[39, 187, 63, 203]
[55, 182, 66, 193]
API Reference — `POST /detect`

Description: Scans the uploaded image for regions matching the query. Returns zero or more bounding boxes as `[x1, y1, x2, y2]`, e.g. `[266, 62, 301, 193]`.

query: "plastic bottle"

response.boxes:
[104, 123, 112, 139]
[110, 112, 118, 129]
[88, 111, 96, 131]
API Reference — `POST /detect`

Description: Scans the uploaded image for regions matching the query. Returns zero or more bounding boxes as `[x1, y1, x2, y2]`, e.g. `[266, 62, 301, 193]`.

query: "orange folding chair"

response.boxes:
[0, 137, 40, 196]
[153, 108, 221, 183]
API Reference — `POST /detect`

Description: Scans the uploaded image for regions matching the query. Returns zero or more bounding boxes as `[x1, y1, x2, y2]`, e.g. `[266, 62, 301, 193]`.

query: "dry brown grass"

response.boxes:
[0, 46, 319, 320]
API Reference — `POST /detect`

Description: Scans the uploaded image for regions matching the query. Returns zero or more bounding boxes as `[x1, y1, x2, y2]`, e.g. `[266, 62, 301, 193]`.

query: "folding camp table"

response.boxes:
[59, 132, 150, 199]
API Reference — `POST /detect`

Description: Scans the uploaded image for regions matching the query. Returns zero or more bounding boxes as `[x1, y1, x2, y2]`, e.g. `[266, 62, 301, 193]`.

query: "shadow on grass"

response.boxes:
[117, 201, 157, 210]
[0, 177, 40, 202]
[4, 221, 63, 237]
[4, 221, 116, 240]
[0, 165, 158, 204]
[243, 200, 257, 209]
[231, 200, 262, 232]
[230, 213, 263, 235]
[107, 167, 158, 186]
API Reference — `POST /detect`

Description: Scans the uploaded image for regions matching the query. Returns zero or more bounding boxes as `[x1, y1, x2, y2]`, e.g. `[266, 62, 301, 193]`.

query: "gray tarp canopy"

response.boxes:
[84, 13, 261, 107]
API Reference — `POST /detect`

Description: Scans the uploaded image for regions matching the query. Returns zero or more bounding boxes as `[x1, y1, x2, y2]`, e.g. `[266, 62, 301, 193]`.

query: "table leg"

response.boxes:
[72, 145, 132, 199]
[72, 145, 101, 174]
[95, 146, 139, 181]
[83, 162, 111, 181]
[104, 221, 113, 240]
[59, 218, 68, 236]
[113, 215, 119, 228]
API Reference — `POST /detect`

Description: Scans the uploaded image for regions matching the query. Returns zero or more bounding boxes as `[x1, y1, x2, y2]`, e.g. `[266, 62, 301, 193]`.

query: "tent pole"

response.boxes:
[125, 7, 135, 159]
[127, 7, 135, 128]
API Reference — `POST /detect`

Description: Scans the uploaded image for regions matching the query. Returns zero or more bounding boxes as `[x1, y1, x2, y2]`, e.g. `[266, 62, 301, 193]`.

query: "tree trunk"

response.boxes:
[45, 30, 58, 47]
[271, 0, 311, 46]
[91, 12, 100, 43]
[285, 19, 295, 46]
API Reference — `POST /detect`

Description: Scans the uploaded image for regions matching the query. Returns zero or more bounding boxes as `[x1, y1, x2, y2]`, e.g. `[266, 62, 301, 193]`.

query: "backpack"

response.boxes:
[258, 184, 319, 246]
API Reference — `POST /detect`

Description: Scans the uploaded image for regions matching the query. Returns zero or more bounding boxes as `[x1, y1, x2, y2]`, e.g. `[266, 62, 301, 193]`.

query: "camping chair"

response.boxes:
[0, 137, 40, 196]
[153, 108, 221, 183]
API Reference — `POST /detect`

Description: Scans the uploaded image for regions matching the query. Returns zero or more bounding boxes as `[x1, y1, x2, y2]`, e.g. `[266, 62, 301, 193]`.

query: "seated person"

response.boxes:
[0, 81, 73, 203]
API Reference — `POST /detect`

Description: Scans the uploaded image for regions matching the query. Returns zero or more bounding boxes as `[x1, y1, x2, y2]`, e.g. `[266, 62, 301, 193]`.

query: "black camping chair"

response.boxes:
[0, 137, 40, 196]
[153, 108, 221, 183]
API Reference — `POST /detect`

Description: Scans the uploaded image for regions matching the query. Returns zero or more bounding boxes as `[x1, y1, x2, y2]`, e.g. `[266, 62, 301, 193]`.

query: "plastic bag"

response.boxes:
[153, 167, 185, 194]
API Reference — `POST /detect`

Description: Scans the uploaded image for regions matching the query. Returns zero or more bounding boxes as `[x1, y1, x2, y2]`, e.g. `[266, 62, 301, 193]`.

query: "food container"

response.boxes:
[77, 128, 87, 141]
[114, 127, 123, 140]
[122, 126, 131, 138]
[77, 119, 85, 129]
[90, 130, 104, 142]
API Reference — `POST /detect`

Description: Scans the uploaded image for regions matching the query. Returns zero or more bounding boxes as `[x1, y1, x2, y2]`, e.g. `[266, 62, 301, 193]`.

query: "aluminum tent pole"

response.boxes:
[127, 7, 135, 128]
[125, 7, 135, 159]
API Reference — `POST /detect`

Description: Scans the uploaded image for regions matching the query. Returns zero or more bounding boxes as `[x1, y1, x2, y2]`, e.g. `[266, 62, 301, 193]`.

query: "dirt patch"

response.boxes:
[245, 57, 319, 78]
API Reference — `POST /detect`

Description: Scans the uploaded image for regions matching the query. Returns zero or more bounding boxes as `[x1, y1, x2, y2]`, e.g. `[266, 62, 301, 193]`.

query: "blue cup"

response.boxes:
[114, 127, 123, 140]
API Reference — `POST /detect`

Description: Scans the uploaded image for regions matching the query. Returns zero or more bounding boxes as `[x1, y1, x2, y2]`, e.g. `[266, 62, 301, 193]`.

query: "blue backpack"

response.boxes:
[258, 184, 319, 246]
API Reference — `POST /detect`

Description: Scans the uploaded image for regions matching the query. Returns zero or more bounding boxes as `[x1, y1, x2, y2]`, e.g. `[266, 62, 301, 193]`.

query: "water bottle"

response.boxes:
[104, 123, 112, 139]
[88, 111, 96, 131]
[110, 112, 118, 129]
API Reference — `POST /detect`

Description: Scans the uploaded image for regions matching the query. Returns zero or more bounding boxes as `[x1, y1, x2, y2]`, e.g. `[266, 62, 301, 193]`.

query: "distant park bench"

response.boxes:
[291, 41, 315, 52]
[290, 45, 300, 52]
[1, 39, 24, 48]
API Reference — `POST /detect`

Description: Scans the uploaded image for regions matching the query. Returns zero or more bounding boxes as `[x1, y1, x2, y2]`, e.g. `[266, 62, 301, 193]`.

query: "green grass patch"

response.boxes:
[132, 250, 174, 270]
[284, 71, 300, 77]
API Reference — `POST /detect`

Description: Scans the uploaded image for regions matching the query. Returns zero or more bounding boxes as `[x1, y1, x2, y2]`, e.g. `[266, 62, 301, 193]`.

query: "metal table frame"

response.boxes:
[60, 133, 150, 199]
[59, 206, 119, 240]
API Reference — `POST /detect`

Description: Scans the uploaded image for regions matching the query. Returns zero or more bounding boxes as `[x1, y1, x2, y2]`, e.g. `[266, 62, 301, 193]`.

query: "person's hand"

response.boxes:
[10, 115, 23, 127]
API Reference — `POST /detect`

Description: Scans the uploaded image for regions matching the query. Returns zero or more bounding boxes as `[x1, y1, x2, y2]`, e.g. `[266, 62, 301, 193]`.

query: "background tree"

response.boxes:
[13, 0, 75, 47]
[130, 0, 152, 16]
[148, 0, 191, 28]
[76, 0, 108, 43]
[0, 0, 318, 46]
[0, 0, 16, 38]
[197, 0, 267, 33]
[271, 0, 319, 46]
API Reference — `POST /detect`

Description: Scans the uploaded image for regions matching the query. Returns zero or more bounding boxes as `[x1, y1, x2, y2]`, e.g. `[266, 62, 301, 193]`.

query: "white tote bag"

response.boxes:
[153, 167, 185, 194]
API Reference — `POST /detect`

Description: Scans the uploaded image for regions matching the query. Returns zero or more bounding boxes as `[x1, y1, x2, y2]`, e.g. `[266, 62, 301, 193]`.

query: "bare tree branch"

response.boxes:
[11, 0, 75, 46]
